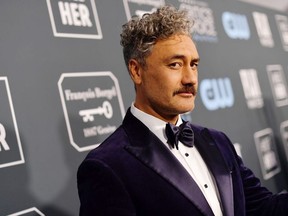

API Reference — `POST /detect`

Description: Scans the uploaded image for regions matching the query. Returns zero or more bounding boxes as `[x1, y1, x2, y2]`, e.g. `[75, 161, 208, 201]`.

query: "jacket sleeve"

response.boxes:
[237, 153, 288, 216]
[77, 159, 136, 216]
[215, 130, 288, 216]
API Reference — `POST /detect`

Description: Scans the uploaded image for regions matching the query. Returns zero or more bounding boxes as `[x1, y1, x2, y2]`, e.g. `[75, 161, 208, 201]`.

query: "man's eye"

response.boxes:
[191, 62, 199, 68]
[169, 62, 182, 68]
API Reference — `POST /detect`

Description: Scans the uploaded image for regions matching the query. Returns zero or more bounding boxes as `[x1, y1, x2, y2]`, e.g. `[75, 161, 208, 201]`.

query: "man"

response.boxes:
[77, 5, 288, 216]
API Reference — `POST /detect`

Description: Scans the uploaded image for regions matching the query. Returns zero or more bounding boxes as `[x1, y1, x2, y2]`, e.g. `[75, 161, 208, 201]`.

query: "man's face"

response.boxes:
[131, 34, 199, 122]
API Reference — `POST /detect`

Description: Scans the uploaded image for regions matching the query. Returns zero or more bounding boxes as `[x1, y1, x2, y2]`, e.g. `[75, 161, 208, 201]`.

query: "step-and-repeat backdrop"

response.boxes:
[1, 0, 288, 215]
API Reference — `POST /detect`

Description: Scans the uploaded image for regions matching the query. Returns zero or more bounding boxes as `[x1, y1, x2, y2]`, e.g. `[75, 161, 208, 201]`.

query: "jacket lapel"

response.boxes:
[193, 126, 234, 216]
[122, 109, 214, 216]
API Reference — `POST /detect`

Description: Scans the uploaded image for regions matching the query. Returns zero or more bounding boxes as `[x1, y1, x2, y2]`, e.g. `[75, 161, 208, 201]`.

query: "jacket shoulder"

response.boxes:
[84, 125, 129, 160]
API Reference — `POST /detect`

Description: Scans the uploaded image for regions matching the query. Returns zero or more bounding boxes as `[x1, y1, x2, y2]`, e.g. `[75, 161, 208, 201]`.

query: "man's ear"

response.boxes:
[128, 59, 142, 85]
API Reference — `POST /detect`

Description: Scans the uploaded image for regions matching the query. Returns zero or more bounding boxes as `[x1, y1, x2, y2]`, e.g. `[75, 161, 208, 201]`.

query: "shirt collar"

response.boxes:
[130, 103, 183, 143]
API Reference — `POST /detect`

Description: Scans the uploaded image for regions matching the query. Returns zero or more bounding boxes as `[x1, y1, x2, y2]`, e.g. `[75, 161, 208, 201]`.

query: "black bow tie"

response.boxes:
[165, 121, 194, 150]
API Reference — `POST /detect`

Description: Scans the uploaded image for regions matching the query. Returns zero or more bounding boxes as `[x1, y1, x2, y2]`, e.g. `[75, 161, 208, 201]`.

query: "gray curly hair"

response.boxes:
[120, 5, 193, 68]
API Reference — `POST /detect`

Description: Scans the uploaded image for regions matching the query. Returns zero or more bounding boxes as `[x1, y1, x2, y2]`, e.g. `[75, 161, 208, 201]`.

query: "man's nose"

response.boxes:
[182, 66, 198, 85]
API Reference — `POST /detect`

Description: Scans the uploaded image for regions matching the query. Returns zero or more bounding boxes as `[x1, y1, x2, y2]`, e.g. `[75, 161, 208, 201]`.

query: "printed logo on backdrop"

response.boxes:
[266, 65, 288, 107]
[58, 72, 125, 152]
[46, 0, 102, 39]
[222, 12, 250, 40]
[233, 143, 243, 158]
[280, 120, 288, 161]
[254, 128, 281, 180]
[239, 69, 264, 109]
[275, 15, 288, 52]
[200, 77, 234, 111]
[176, 0, 217, 42]
[123, 0, 165, 20]
[253, 12, 274, 47]
[0, 77, 24, 168]
[7, 207, 44, 216]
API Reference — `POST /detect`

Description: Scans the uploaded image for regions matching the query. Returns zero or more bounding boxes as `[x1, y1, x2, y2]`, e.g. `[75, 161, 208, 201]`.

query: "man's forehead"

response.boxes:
[151, 35, 199, 59]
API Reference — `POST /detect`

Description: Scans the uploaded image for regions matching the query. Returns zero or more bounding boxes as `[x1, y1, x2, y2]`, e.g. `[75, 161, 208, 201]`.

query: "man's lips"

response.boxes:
[173, 87, 197, 96]
[177, 92, 194, 96]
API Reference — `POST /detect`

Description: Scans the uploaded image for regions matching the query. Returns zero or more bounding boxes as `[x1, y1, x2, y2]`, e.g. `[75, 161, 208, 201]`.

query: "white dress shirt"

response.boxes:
[130, 103, 223, 216]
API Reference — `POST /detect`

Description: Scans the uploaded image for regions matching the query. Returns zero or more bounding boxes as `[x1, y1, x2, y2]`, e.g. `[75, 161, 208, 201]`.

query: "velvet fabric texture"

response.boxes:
[77, 108, 288, 216]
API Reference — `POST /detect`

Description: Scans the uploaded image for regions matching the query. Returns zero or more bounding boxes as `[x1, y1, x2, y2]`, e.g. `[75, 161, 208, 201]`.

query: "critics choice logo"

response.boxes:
[254, 128, 281, 180]
[253, 12, 274, 48]
[123, 0, 165, 20]
[239, 69, 264, 109]
[0, 77, 24, 168]
[176, 0, 217, 43]
[267, 65, 288, 107]
[200, 77, 234, 111]
[46, 0, 102, 39]
[280, 120, 288, 161]
[58, 72, 125, 152]
[275, 14, 288, 52]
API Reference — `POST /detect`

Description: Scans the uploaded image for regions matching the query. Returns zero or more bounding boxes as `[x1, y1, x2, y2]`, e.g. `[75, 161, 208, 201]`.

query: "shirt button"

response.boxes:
[185, 153, 189, 157]
[204, 184, 208, 188]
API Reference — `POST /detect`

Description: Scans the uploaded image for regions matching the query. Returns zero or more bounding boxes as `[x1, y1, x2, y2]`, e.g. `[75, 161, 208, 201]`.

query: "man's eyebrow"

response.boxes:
[167, 55, 200, 62]
[169, 54, 185, 60]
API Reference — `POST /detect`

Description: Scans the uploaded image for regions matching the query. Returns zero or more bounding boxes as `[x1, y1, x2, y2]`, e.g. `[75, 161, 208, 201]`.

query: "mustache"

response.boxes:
[173, 85, 198, 96]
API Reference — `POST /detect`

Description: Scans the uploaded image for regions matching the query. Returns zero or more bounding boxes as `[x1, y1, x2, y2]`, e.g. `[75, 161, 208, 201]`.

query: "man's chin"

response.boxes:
[179, 106, 194, 114]
[182, 103, 195, 111]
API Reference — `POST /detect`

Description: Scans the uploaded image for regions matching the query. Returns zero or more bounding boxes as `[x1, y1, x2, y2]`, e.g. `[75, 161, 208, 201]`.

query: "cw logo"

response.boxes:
[222, 12, 250, 40]
[200, 77, 234, 110]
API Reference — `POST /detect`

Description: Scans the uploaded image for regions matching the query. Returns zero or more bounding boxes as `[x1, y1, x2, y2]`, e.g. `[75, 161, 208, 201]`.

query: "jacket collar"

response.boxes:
[122, 108, 233, 216]
[192, 126, 234, 216]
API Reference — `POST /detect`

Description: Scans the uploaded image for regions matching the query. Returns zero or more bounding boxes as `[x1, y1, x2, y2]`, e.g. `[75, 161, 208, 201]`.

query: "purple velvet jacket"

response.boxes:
[77, 108, 288, 216]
